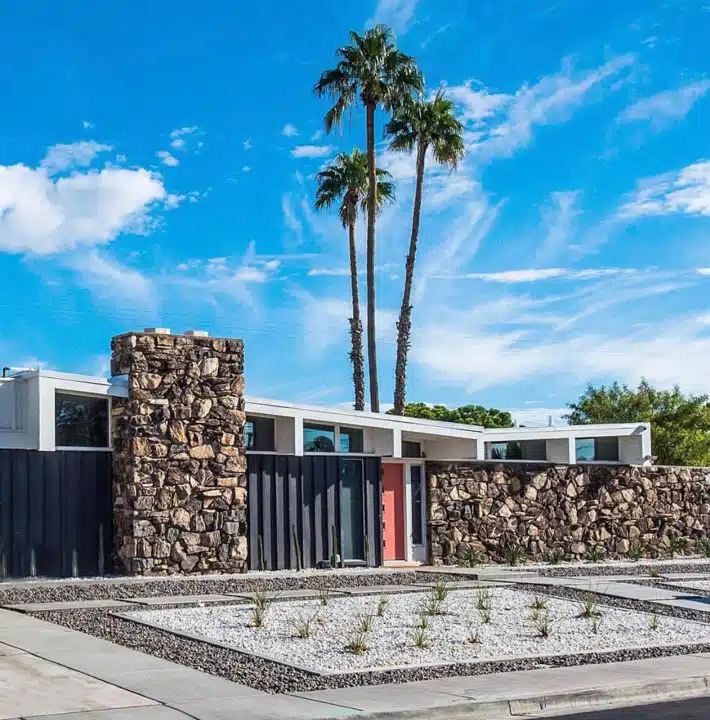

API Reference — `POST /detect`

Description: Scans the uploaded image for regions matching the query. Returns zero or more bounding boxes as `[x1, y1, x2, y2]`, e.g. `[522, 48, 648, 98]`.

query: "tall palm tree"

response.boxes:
[314, 150, 395, 411]
[386, 90, 465, 415]
[314, 25, 423, 413]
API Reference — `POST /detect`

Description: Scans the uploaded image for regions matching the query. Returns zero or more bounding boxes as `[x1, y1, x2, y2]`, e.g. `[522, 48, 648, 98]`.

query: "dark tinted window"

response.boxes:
[402, 440, 422, 458]
[339, 426, 363, 453]
[576, 437, 619, 462]
[410, 465, 424, 545]
[55, 393, 109, 448]
[245, 416, 275, 451]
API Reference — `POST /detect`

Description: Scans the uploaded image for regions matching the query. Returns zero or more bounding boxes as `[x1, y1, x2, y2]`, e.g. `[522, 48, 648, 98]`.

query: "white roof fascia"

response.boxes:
[483, 423, 648, 442]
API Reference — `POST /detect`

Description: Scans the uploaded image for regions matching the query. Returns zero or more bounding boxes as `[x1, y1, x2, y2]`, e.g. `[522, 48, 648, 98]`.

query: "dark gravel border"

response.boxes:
[537, 560, 710, 578]
[24, 581, 710, 694]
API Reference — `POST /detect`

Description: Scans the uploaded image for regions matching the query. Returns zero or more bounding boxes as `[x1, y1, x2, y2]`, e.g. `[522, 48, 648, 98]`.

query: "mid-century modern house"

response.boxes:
[0, 329, 652, 579]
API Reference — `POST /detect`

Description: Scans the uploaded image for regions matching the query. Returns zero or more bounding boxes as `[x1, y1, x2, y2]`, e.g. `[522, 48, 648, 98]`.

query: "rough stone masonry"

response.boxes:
[428, 462, 710, 565]
[111, 330, 247, 575]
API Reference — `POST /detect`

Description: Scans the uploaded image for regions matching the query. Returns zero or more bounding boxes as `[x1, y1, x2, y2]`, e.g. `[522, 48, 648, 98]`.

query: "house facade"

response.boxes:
[0, 328, 652, 576]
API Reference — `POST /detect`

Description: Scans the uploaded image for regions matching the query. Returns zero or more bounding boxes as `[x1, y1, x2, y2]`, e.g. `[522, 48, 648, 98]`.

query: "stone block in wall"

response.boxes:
[111, 331, 247, 576]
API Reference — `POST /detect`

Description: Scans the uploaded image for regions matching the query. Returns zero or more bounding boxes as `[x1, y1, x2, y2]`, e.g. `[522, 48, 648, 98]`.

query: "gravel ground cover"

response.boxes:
[662, 579, 710, 594]
[122, 587, 710, 674]
[537, 559, 710, 578]
[0, 568, 423, 606]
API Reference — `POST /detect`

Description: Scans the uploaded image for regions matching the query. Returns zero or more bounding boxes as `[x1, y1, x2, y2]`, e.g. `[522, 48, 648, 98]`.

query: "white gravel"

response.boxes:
[125, 587, 710, 673]
[670, 579, 710, 592]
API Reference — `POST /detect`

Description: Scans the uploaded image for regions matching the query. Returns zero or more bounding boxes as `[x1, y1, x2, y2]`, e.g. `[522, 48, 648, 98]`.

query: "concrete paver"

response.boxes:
[3, 600, 133, 613]
[338, 584, 428, 595]
[174, 696, 360, 719]
[122, 594, 239, 606]
[0, 642, 156, 720]
[21, 708, 191, 720]
[228, 589, 349, 601]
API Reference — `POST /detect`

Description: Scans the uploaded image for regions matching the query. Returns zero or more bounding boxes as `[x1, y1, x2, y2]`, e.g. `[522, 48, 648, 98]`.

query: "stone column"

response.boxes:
[110, 329, 247, 575]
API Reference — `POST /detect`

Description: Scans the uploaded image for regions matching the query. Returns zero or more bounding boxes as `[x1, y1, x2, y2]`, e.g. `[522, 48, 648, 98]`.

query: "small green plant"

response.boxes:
[667, 533, 689, 558]
[432, 578, 450, 603]
[290, 613, 316, 639]
[466, 626, 481, 645]
[257, 534, 265, 571]
[529, 596, 548, 611]
[253, 585, 271, 613]
[459, 545, 484, 567]
[545, 548, 565, 565]
[249, 605, 266, 628]
[584, 544, 605, 562]
[648, 567, 661, 578]
[359, 614, 374, 633]
[346, 631, 369, 655]
[591, 615, 603, 635]
[417, 611, 430, 630]
[650, 614, 659, 631]
[503, 542, 526, 567]
[476, 588, 492, 611]
[577, 596, 601, 619]
[412, 626, 431, 649]
[377, 595, 389, 617]
[318, 587, 331, 606]
[533, 611, 553, 638]
[699, 537, 710, 558]
[479, 603, 492, 624]
[423, 595, 444, 616]
[628, 542, 645, 561]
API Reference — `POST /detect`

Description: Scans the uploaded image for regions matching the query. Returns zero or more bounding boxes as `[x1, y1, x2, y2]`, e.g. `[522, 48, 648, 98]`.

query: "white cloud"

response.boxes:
[454, 269, 567, 283]
[41, 141, 113, 175]
[169, 126, 199, 150]
[0, 163, 170, 255]
[536, 191, 581, 265]
[242, 165, 251, 173]
[509, 407, 569, 427]
[444, 81, 510, 123]
[367, 0, 420, 34]
[308, 268, 351, 277]
[82, 120, 94, 129]
[282, 123, 299, 137]
[156, 150, 179, 167]
[243, 139, 252, 150]
[618, 80, 710, 130]
[67, 249, 155, 306]
[473, 55, 635, 160]
[311, 129, 324, 141]
[698, 268, 710, 276]
[617, 160, 710, 219]
[282, 193, 303, 245]
[291, 144, 334, 159]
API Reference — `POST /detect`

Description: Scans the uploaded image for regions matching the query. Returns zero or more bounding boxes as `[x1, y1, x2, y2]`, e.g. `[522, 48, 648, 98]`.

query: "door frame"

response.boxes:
[382, 459, 427, 564]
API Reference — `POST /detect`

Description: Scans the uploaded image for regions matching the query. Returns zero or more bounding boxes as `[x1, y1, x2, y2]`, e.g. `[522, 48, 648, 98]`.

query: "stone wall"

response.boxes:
[428, 462, 710, 565]
[111, 331, 248, 575]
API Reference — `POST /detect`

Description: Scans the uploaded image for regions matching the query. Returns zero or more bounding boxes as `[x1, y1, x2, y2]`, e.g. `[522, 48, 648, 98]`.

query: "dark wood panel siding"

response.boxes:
[0, 450, 112, 579]
[247, 454, 382, 570]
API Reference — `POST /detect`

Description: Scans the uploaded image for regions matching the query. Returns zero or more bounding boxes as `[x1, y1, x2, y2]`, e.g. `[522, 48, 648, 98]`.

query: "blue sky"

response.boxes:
[1, 0, 710, 424]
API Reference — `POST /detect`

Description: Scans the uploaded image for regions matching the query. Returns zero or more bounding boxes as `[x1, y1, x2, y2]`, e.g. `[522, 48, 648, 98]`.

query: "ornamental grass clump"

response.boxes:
[529, 596, 548, 611]
[584, 544, 605, 562]
[577, 596, 602, 619]
[412, 626, 431, 649]
[459, 545, 484, 567]
[533, 610, 553, 639]
[667, 533, 689, 559]
[346, 631, 369, 655]
[545, 548, 565, 565]
[376, 594, 389, 617]
[290, 613, 317, 639]
[628, 542, 645, 561]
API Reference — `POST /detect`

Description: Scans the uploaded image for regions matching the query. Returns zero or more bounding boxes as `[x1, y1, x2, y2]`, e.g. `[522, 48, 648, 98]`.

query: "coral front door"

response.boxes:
[382, 463, 406, 561]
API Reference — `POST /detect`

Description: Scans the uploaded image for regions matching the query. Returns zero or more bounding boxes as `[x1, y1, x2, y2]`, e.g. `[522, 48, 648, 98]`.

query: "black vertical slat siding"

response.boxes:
[0, 450, 112, 579]
[246, 454, 382, 571]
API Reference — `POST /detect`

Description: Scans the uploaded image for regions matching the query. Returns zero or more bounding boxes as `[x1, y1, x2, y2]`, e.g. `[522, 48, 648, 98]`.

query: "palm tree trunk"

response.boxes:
[348, 220, 365, 410]
[393, 141, 426, 415]
[365, 101, 379, 413]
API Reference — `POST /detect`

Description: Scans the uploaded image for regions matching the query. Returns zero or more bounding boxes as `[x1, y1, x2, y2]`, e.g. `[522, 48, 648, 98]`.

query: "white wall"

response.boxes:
[619, 435, 644, 464]
[421, 436, 477, 460]
[546, 437, 572, 463]
[364, 427, 394, 456]
[273, 415, 296, 454]
[0, 378, 34, 449]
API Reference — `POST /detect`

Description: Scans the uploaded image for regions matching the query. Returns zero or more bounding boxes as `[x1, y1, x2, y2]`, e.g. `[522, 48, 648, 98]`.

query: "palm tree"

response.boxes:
[314, 25, 423, 413]
[315, 150, 395, 411]
[386, 90, 465, 415]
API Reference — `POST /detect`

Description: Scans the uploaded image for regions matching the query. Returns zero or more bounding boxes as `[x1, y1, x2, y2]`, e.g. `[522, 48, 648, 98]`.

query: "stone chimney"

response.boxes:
[110, 329, 247, 575]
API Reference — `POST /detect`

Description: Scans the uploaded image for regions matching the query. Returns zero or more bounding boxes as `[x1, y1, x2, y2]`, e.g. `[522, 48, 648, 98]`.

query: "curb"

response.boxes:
[355, 675, 710, 719]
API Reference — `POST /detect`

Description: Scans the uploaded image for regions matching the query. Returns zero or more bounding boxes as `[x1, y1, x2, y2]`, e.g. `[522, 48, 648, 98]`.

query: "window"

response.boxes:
[304, 423, 335, 452]
[402, 440, 422, 458]
[55, 393, 109, 448]
[245, 416, 275, 451]
[339, 426, 363, 453]
[339, 458, 365, 561]
[489, 440, 546, 460]
[576, 437, 619, 462]
[410, 465, 424, 545]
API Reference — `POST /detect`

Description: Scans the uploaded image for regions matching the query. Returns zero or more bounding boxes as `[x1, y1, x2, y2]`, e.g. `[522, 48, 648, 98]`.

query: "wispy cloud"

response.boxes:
[243, 139, 252, 150]
[41, 141, 113, 175]
[156, 150, 179, 167]
[367, 0, 420, 35]
[82, 120, 94, 130]
[291, 144, 334, 159]
[618, 80, 710, 130]
[439, 268, 643, 283]
[282, 123, 299, 137]
[282, 193, 303, 245]
[536, 191, 581, 265]
[169, 126, 199, 149]
[617, 160, 710, 219]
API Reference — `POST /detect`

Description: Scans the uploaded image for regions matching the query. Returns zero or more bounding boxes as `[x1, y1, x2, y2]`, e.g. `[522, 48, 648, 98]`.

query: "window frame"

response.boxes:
[54, 390, 112, 451]
[303, 422, 369, 455]
[244, 415, 276, 452]
[575, 436, 620, 463]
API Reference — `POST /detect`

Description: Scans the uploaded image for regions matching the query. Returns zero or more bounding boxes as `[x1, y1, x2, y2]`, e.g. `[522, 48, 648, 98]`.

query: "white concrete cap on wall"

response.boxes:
[184, 330, 209, 337]
[143, 328, 171, 334]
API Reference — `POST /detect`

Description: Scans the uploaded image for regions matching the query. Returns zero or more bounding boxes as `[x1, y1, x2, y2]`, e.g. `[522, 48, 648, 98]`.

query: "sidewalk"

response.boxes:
[2, 609, 710, 719]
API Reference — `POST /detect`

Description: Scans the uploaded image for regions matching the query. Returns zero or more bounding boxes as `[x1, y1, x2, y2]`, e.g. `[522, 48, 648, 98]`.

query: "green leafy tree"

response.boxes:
[385, 90, 465, 415]
[566, 379, 710, 466]
[314, 150, 395, 411]
[314, 25, 423, 412]
[388, 402, 514, 428]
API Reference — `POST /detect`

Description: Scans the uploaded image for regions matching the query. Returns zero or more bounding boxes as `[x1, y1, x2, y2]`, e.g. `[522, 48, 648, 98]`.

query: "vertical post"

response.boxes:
[29, 548, 36, 578]
[98, 523, 105, 576]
